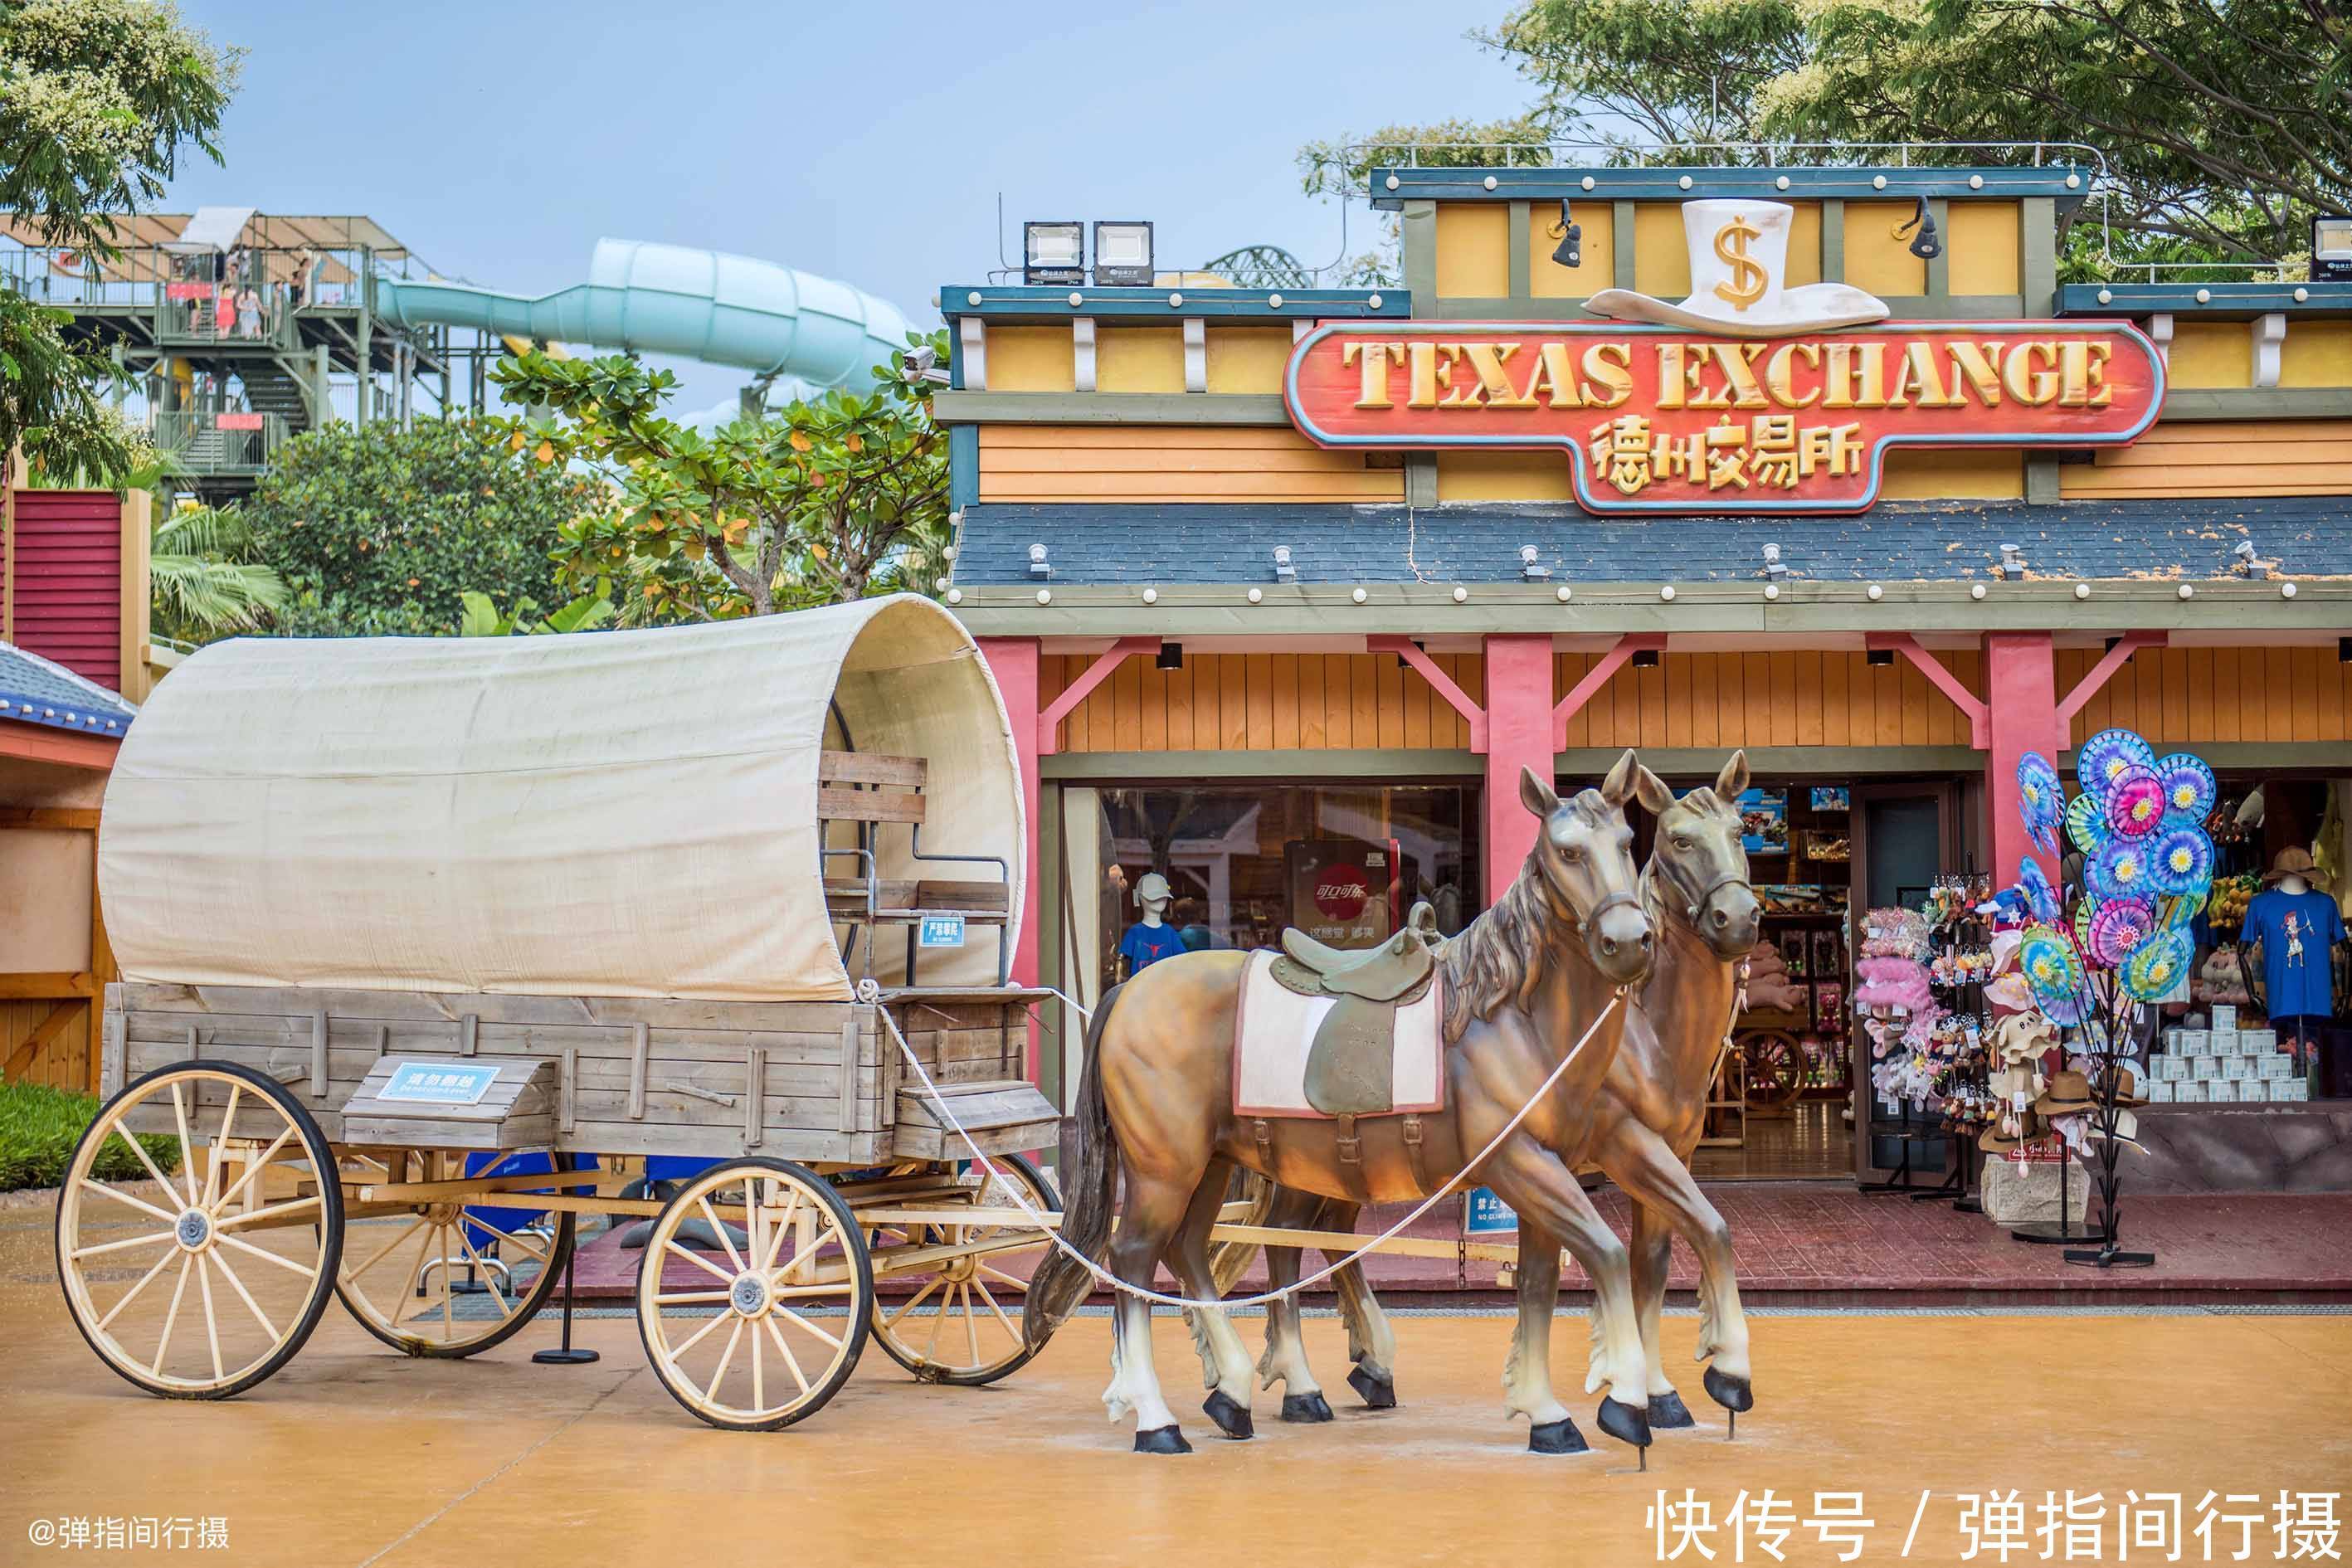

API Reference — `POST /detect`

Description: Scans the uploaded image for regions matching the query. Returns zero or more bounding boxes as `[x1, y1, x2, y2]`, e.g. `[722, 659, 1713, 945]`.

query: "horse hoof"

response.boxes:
[1648, 1391, 1697, 1429]
[1202, 1390, 1254, 1439]
[1703, 1366, 1754, 1414]
[1133, 1424, 1192, 1455]
[1528, 1417, 1588, 1454]
[1597, 1397, 1653, 1449]
[1347, 1366, 1398, 1410]
[1281, 1392, 1334, 1424]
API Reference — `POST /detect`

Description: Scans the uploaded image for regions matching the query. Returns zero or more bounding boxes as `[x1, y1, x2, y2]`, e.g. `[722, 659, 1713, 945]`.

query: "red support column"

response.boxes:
[1481, 634, 1556, 901]
[1983, 631, 2066, 888]
[976, 637, 1043, 1081]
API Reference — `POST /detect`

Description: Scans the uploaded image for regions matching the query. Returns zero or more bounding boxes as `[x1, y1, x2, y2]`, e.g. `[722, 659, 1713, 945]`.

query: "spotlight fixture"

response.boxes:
[1022, 220, 1085, 286]
[1092, 221, 1154, 287]
[1866, 649, 1896, 668]
[2314, 214, 2352, 282]
[2233, 538, 2270, 579]
[1272, 545, 1297, 584]
[1995, 543, 2025, 580]
[1027, 542, 1053, 580]
[1894, 197, 1942, 261]
[1156, 641, 1184, 671]
[1630, 648, 1661, 670]
[1518, 544, 1550, 582]
[1762, 542, 1788, 580]
[1549, 199, 1582, 269]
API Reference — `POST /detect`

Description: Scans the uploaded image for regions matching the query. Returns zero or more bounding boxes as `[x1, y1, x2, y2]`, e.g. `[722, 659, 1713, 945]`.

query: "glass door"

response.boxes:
[1848, 781, 1962, 1183]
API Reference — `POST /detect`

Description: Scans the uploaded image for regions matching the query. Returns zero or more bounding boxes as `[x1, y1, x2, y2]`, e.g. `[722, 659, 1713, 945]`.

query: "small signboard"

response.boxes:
[379, 1059, 502, 1106]
[918, 913, 967, 948]
[1464, 1186, 1518, 1237]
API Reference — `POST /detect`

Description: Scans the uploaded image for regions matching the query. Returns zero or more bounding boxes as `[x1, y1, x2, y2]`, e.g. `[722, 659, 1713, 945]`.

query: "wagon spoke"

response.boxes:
[439, 1229, 458, 1332]
[80, 1176, 180, 1226]
[207, 1246, 280, 1341]
[212, 1085, 243, 1168]
[455, 1226, 520, 1322]
[346, 1216, 426, 1282]
[704, 1318, 745, 1404]
[961, 1283, 981, 1366]
[884, 1276, 941, 1327]
[153, 1254, 194, 1375]
[664, 1241, 736, 1286]
[217, 1230, 321, 1279]
[761, 1188, 801, 1276]
[922, 1288, 950, 1363]
[96, 1247, 182, 1333]
[196, 1254, 226, 1382]
[110, 1123, 180, 1200]
[751, 1313, 765, 1411]
[387, 1224, 441, 1322]
[976, 1263, 1031, 1293]
[215, 1193, 319, 1231]
[764, 1315, 811, 1395]
[775, 1308, 844, 1351]
[169, 1083, 199, 1206]
[666, 1307, 731, 1360]
[211, 1126, 297, 1215]
[654, 1290, 733, 1306]
[971, 1278, 1018, 1342]
[698, 1198, 746, 1273]
[71, 1227, 178, 1262]
[495, 1225, 554, 1266]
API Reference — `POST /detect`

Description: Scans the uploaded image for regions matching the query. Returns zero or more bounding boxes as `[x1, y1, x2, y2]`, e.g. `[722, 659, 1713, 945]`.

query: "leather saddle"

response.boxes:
[1268, 902, 1444, 1117]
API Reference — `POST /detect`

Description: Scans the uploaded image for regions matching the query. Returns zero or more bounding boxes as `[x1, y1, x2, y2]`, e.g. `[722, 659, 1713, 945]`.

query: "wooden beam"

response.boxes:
[0, 725, 121, 771]
[2057, 631, 2166, 724]
[1866, 633, 1990, 747]
[1366, 635, 1488, 750]
[2, 999, 80, 1079]
[1552, 634, 1665, 750]
[0, 807, 102, 830]
[0, 971, 95, 1000]
[1035, 636, 1156, 756]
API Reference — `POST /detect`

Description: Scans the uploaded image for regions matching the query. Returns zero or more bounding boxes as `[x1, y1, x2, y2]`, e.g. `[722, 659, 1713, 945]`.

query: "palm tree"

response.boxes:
[150, 503, 289, 645]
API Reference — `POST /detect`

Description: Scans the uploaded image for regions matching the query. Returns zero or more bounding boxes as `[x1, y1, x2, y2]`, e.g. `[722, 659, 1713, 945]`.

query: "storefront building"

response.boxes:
[937, 159, 2352, 1189]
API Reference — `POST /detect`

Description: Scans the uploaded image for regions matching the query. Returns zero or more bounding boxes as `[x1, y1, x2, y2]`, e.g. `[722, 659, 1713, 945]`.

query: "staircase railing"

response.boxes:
[149, 411, 290, 475]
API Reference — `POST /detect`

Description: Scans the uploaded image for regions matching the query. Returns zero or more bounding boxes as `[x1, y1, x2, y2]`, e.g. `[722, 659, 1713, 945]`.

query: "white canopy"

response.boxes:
[98, 595, 1023, 1002]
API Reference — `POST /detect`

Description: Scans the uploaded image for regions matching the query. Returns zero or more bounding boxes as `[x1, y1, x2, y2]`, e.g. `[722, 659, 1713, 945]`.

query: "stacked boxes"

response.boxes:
[2156, 1023, 2307, 1104]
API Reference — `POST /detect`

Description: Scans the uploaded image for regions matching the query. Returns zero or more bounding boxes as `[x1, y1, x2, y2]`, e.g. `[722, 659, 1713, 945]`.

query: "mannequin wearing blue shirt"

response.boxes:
[1118, 872, 1189, 979]
[2242, 851, 2345, 1042]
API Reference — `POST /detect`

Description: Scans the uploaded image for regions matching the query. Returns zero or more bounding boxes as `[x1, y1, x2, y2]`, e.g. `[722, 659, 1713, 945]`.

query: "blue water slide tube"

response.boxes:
[371, 238, 913, 392]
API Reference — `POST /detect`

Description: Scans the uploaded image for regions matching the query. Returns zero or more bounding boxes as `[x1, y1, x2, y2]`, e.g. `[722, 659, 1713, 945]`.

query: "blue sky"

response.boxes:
[163, 0, 1528, 411]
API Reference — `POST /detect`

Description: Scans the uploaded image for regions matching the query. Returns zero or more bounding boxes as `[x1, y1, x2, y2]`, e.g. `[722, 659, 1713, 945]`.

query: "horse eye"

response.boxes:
[1674, 837, 1693, 851]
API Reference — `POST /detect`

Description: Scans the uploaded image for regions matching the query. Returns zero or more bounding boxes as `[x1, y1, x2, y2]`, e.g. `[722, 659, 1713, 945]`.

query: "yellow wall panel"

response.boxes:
[1530, 200, 1614, 296]
[1880, 449, 2024, 499]
[1556, 651, 1984, 752]
[1435, 203, 1511, 297]
[2166, 322, 2249, 389]
[986, 326, 1074, 392]
[1843, 201, 1930, 297]
[976, 426, 1404, 504]
[2057, 645, 2348, 747]
[1782, 202, 1823, 287]
[2281, 321, 2352, 389]
[2060, 418, 2352, 498]
[1045, 651, 1482, 753]
[1633, 202, 1692, 298]
[1205, 327, 1294, 394]
[1095, 328, 1185, 392]
[1435, 450, 1578, 501]
[1945, 202, 2022, 295]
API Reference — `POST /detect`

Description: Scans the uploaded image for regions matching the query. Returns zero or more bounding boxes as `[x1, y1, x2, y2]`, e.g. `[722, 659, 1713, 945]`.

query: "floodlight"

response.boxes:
[1093, 222, 1155, 286]
[1024, 221, 1084, 286]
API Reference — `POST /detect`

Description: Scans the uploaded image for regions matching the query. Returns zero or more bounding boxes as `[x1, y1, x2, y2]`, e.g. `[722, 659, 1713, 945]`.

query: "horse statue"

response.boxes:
[1024, 751, 1666, 1454]
[1205, 752, 1765, 1438]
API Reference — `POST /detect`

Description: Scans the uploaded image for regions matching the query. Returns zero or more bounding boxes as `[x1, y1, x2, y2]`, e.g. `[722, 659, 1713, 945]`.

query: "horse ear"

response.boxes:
[1716, 748, 1751, 799]
[1519, 765, 1560, 822]
[1634, 764, 1675, 816]
[1600, 748, 1639, 806]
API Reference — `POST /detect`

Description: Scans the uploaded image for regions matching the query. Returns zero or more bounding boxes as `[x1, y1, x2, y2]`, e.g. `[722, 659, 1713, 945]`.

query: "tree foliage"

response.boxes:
[149, 502, 287, 645]
[1307, 0, 2350, 273]
[0, 0, 237, 480]
[489, 332, 952, 623]
[243, 419, 602, 639]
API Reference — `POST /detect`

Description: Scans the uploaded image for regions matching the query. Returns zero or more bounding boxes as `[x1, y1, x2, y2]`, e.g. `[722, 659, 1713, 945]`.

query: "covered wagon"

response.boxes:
[56, 594, 1064, 1429]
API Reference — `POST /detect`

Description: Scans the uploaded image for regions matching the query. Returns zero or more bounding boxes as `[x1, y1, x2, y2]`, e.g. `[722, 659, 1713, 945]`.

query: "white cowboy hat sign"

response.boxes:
[1585, 199, 1890, 338]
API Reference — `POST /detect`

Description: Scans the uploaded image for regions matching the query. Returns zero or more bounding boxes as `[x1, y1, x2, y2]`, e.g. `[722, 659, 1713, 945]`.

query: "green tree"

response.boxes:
[149, 502, 287, 645]
[244, 418, 603, 638]
[489, 331, 952, 624]
[0, 0, 238, 479]
[1307, 0, 2350, 274]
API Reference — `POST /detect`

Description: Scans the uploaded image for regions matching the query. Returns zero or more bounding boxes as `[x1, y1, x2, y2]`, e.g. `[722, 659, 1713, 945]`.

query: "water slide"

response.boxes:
[371, 237, 913, 394]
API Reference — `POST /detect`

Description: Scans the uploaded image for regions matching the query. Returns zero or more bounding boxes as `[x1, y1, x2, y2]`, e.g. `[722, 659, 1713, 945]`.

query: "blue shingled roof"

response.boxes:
[0, 642, 137, 739]
[952, 497, 2352, 587]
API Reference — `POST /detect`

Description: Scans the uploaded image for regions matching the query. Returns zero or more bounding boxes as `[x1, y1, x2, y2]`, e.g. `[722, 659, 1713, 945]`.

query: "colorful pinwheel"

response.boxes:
[2019, 923, 2087, 1012]
[2089, 836, 2152, 903]
[2016, 752, 2063, 852]
[2065, 791, 2108, 855]
[2018, 856, 2062, 923]
[2155, 752, 2217, 824]
[2077, 728, 2155, 806]
[2104, 764, 2167, 839]
[2122, 928, 2195, 1002]
[2087, 898, 2158, 967]
[2072, 897, 2096, 952]
[2148, 825, 2214, 898]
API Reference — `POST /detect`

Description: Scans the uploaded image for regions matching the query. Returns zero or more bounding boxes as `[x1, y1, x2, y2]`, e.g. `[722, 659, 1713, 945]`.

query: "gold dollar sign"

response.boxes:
[1712, 216, 1767, 310]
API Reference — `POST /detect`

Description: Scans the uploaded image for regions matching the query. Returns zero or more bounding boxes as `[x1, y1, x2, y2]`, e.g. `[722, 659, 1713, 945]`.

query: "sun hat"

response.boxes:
[2262, 846, 2330, 889]
[2033, 1069, 2100, 1116]
[1582, 200, 1890, 338]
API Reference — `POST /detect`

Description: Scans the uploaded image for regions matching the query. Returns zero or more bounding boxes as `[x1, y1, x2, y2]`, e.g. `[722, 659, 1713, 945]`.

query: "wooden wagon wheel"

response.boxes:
[1737, 1030, 1806, 1113]
[864, 1154, 1059, 1386]
[635, 1158, 872, 1431]
[334, 1149, 577, 1358]
[54, 1062, 343, 1400]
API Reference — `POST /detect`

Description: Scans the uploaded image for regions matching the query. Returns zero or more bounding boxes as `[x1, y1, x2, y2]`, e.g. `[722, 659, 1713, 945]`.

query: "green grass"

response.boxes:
[0, 1079, 181, 1193]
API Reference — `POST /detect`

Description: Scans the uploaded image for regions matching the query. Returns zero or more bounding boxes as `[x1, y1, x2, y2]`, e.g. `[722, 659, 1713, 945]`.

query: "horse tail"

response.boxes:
[1021, 982, 1124, 1351]
[1207, 1169, 1275, 1293]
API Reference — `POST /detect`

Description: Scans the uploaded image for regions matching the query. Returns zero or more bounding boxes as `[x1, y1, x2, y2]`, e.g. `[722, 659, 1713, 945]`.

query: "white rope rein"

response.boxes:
[859, 977, 1624, 1312]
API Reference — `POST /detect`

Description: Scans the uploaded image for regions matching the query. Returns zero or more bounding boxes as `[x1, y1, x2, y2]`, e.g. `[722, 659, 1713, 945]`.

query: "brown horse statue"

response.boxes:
[1025, 751, 1667, 1454]
[1208, 752, 1764, 1437]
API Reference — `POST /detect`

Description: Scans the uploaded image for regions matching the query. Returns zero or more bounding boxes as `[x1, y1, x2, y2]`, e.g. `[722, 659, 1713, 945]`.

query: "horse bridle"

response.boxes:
[1652, 853, 1755, 932]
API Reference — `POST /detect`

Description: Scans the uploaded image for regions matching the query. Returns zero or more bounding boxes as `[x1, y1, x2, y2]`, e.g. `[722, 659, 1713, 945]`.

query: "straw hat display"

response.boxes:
[2262, 845, 2330, 889]
[2033, 1069, 2100, 1117]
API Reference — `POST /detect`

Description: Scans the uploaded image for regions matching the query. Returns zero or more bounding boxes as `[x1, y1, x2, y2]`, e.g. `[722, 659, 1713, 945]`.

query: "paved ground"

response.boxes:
[6, 1191, 2350, 1568]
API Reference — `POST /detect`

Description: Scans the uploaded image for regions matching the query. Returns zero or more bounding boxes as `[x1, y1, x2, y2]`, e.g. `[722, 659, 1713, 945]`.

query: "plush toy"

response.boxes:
[2194, 947, 2253, 1007]
[1854, 953, 1934, 1012]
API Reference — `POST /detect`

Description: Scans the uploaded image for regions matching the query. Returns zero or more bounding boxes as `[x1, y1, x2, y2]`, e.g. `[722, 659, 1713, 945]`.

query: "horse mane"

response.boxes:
[1441, 794, 1605, 1039]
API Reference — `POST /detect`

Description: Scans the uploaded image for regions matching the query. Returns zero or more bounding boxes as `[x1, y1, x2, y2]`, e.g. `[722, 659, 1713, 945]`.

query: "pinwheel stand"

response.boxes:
[2065, 1020, 2158, 1269]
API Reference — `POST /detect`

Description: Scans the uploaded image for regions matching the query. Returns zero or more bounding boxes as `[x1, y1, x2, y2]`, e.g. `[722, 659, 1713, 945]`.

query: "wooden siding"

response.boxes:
[977, 426, 1405, 504]
[2059, 418, 2352, 499]
[2058, 645, 2352, 747]
[1, 996, 93, 1091]
[10, 489, 122, 689]
[1041, 649, 1989, 753]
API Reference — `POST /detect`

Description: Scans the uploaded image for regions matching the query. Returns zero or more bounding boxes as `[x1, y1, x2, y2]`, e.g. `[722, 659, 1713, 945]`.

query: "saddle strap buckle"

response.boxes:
[1335, 1113, 1362, 1166]
[1401, 1113, 1432, 1192]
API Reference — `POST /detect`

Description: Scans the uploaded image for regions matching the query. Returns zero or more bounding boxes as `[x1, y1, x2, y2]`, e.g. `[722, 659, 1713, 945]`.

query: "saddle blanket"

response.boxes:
[1232, 948, 1444, 1119]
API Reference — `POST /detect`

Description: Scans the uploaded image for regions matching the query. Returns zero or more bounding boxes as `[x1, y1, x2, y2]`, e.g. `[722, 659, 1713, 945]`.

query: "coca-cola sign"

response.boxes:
[1312, 866, 1372, 922]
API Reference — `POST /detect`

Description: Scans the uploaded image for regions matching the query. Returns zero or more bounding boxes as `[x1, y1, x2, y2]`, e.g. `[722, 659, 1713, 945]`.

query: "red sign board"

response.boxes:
[1283, 321, 2165, 514]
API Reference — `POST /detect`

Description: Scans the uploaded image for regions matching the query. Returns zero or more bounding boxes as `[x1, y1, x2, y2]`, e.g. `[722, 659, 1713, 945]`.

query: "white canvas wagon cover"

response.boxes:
[97, 594, 1023, 1002]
